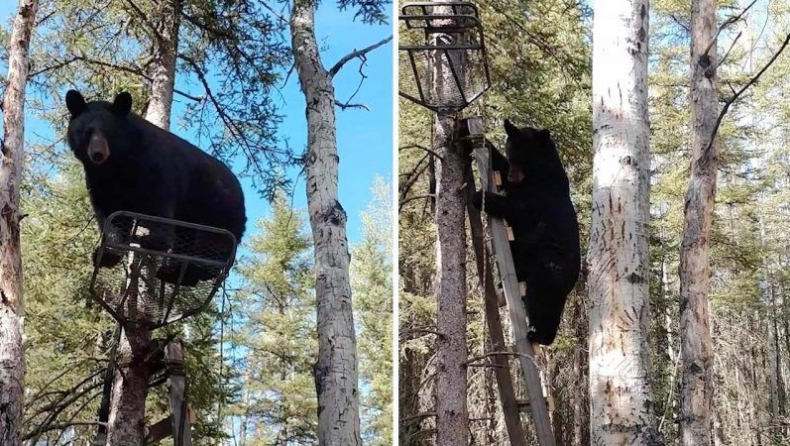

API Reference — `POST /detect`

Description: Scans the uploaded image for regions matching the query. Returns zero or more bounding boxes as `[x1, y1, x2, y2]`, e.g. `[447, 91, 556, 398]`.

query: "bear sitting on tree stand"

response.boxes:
[65, 90, 244, 445]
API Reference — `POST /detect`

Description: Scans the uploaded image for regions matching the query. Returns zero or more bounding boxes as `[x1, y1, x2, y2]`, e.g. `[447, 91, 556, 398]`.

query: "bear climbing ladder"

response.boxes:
[460, 117, 555, 446]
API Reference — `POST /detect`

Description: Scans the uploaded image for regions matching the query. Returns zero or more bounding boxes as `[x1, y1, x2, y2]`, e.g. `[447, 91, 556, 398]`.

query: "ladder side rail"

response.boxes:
[463, 162, 528, 446]
[473, 142, 556, 446]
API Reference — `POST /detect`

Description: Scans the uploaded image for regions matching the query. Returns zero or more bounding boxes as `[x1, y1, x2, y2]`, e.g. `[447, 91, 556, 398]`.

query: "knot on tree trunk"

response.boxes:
[321, 199, 347, 227]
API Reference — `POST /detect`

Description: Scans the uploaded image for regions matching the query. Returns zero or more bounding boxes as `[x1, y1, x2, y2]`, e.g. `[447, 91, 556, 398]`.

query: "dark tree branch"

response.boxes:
[334, 100, 370, 111]
[670, 14, 689, 32]
[336, 58, 370, 111]
[399, 153, 430, 207]
[704, 0, 757, 57]
[713, 31, 742, 71]
[23, 421, 105, 441]
[400, 144, 444, 161]
[399, 194, 436, 209]
[328, 35, 392, 77]
[707, 33, 790, 154]
[123, 0, 164, 43]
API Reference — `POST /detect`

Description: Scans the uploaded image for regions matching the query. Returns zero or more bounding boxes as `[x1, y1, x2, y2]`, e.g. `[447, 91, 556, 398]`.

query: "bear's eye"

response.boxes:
[82, 127, 94, 144]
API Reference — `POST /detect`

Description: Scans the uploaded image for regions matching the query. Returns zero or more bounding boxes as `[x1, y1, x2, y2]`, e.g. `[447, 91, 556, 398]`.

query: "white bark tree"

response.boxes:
[0, 0, 38, 443]
[289, 1, 390, 444]
[679, 0, 717, 444]
[588, 0, 659, 444]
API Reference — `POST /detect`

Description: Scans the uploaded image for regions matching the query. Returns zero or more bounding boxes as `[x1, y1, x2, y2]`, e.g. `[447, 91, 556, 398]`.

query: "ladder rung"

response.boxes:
[515, 397, 551, 413]
[505, 225, 514, 241]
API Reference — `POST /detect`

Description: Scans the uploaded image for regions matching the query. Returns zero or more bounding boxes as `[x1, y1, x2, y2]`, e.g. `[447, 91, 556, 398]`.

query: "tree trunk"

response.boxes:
[589, 0, 658, 444]
[146, 0, 181, 129]
[431, 5, 468, 445]
[106, 6, 181, 442]
[290, 1, 361, 444]
[679, 0, 717, 444]
[0, 0, 37, 443]
[106, 326, 152, 445]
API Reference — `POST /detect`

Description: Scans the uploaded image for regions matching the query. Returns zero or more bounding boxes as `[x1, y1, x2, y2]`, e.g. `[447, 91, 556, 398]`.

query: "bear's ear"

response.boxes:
[111, 92, 133, 117]
[65, 90, 87, 117]
[504, 119, 520, 139]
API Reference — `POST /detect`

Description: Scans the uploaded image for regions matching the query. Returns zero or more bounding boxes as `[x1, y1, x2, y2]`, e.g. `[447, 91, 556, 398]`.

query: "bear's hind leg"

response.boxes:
[523, 275, 564, 346]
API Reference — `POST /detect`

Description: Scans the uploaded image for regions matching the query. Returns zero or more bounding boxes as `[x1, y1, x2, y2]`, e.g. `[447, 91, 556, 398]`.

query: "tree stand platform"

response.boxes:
[88, 211, 237, 445]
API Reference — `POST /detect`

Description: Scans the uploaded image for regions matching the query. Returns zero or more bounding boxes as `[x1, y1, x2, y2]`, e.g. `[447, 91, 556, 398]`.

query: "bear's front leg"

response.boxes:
[472, 190, 511, 219]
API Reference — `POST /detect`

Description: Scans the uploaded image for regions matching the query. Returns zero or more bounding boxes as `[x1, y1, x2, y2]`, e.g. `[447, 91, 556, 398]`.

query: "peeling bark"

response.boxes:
[290, 1, 361, 443]
[679, 1, 717, 444]
[589, 0, 658, 444]
[0, 0, 38, 443]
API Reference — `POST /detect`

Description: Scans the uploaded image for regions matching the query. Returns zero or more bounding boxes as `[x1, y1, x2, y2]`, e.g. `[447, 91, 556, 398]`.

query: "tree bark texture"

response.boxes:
[679, 1, 717, 444]
[432, 5, 468, 445]
[290, 1, 361, 444]
[0, 0, 37, 443]
[106, 11, 180, 442]
[105, 326, 152, 445]
[589, 0, 658, 445]
[145, 0, 181, 130]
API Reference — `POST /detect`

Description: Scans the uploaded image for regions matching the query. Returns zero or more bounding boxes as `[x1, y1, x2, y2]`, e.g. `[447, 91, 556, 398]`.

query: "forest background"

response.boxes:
[0, 0, 394, 444]
[398, 0, 790, 444]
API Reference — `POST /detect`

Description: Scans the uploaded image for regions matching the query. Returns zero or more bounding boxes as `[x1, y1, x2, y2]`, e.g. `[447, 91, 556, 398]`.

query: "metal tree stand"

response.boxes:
[89, 211, 237, 446]
[400, 4, 555, 444]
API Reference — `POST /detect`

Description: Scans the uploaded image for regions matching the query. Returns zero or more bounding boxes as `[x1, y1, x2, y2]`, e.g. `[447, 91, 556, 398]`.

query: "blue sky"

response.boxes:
[0, 2, 394, 252]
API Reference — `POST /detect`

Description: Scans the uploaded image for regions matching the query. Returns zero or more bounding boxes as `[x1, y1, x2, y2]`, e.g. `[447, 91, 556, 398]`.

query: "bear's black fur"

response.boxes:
[472, 119, 580, 346]
[65, 90, 246, 286]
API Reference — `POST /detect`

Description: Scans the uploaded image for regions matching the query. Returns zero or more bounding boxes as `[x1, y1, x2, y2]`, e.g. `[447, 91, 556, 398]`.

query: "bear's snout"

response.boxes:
[87, 133, 110, 165]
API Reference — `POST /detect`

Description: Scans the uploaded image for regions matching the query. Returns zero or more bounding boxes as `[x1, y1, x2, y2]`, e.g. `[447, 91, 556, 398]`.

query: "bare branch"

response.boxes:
[704, 0, 757, 57]
[399, 194, 436, 209]
[23, 421, 105, 441]
[399, 144, 445, 161]
[259, 0, 288, 24]
[713, 31, 742, 71]
[334, 100, 370, 111]
[328, 35, 393, 77]
[707, 33, 790, 154]
[670, 14, 689, 32]
[123, 0, 164, 43]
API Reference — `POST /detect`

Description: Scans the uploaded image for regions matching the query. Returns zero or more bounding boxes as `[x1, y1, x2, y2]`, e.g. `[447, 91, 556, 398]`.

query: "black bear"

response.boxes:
[65, 90, 246, 286]
[472, 120, 580, 346]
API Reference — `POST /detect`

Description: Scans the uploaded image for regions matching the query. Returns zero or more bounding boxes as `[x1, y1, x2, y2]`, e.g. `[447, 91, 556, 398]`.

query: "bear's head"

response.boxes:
[65, 90, 135, 168]
[503, 119, 565, 185]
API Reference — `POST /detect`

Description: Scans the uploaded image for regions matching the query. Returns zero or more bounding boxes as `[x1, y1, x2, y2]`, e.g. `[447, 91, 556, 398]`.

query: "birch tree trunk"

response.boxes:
[0, 0, 38, 443]
[589, 0, 658, 444]
[679, 0, 717, 443]
[432, 4, 468, 445]
[290, 1, 360, 443]
[106, 4, 181, 442]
